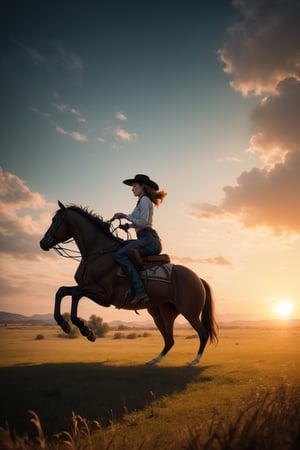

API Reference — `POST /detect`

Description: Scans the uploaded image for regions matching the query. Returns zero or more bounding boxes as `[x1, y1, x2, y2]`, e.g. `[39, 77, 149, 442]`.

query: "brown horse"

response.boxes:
[40, 201, 218, 365]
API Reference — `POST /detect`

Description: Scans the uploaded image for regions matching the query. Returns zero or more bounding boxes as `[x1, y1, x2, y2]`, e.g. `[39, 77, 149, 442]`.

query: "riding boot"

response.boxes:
[114, 252, 147, 300]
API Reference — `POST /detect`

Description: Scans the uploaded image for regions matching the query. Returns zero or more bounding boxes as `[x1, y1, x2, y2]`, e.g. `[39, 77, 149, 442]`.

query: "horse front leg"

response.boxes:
[70, 287, 96, 342]
[54, 286, 76, 334]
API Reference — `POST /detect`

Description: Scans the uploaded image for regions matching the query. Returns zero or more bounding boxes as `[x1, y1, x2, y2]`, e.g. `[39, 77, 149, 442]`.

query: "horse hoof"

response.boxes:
[87, 331, 96, 342]
[59, 321, 71, 334]
[80, 325, 90, 337]
[188, 358, 201, 366]
[146, 359, 158, 366]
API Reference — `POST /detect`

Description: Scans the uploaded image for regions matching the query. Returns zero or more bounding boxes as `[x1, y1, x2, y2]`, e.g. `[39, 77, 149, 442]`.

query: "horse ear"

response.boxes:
[58, 200, 65, 210]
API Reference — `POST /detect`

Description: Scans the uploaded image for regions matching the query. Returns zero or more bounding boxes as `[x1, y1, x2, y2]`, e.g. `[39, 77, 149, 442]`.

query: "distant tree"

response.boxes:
[113, 332, 124, 339]
[126, 332, 138, 339]
[142, 332, 151, 338]
[87, 314, 110, 337]
[34, 334, 45, 340]
[117, 324, 130, 331]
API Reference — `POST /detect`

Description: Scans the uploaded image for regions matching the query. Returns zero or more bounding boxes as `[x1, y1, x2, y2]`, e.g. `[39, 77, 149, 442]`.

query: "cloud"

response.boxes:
[0, 168, 78, 313]
[32, 96, 88, 141]
[195, 0, 300, 235]
[51, 101, 136, 147]
[0, 167, 46, 209]
[55, 125, 88, 142]
[248, 77, 300, 166]
[216, 156, 242, 164]
[113, 127, 137, 142]
[116, 112, 127, 121]
[171, 255, 232, 266]
[218, 0, 300, 95]
[54, 102, 87, 123]
[192, 150, 300, 234]
[100, 113, 138, 147]
[0, 167, 54, 259]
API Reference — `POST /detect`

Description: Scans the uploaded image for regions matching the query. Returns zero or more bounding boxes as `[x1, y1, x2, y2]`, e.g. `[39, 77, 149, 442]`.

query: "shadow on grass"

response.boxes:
[0, 363, 213, 437]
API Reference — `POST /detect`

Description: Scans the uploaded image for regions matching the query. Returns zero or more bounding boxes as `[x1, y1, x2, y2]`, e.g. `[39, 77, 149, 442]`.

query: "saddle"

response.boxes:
[129, 248, 171, 269]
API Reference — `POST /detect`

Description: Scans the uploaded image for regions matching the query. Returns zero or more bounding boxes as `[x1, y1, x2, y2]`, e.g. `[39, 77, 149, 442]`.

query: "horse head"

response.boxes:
[40, 200, 120, 254]
[40, 200, 70, 251]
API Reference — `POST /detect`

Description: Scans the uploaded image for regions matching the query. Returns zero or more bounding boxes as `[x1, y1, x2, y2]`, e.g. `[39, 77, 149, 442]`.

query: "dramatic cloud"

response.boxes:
[195, 0, 300, 235]
[0, 167, 53, 259]
[219, 0, 300, 95]
[0, 167, 46, 209]
[249, 77, 300, 165]
[192, 151, 300, 234]
[0, 168, 77, 313]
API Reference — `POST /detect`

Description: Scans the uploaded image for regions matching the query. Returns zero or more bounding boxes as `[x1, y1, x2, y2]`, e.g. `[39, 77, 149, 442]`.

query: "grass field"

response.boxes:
[0, 322, 299, 449]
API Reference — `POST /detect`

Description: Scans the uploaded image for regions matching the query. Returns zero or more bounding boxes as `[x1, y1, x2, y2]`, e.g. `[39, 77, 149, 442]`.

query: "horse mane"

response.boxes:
[63, 204, 118, 240]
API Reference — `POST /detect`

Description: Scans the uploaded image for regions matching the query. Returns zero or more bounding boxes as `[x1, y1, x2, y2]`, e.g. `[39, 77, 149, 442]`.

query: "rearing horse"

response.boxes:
[40, 201, 218, 365]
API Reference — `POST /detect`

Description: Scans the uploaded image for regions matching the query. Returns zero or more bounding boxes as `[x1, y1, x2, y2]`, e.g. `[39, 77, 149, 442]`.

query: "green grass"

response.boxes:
[0, 323, 299, 448]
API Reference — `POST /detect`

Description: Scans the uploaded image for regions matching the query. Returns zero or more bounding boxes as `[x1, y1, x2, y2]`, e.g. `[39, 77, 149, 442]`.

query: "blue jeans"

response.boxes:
[114, 229, 162, 298]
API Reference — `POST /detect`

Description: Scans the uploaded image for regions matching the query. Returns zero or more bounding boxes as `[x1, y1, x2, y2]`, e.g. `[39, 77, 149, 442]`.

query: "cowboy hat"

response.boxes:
[123, 174, 159, 191]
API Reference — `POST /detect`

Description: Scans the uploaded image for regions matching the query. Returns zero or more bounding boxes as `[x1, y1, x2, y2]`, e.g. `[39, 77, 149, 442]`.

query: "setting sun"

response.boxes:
[274, 301, 293, 318]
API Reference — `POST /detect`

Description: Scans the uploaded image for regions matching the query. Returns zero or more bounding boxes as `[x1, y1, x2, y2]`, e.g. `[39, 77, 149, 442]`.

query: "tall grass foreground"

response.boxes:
[0, 384, 299, 450]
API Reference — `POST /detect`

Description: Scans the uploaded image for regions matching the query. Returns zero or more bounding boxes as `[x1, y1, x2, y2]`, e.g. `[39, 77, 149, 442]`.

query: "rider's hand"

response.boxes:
[113, 212, 126, 219]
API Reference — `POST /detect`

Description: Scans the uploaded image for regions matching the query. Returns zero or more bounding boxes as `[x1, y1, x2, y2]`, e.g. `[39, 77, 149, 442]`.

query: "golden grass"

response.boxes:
[0, 323, 299, 449]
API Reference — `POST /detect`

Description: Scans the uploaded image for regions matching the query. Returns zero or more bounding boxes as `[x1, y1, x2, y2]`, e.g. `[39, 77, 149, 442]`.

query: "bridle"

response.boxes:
[42, 210, 80, 260]
[43, 213, 129, 261]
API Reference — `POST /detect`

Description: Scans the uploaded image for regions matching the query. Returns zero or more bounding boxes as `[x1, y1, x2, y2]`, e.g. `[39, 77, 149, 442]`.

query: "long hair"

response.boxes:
[143, 185, 167, 206]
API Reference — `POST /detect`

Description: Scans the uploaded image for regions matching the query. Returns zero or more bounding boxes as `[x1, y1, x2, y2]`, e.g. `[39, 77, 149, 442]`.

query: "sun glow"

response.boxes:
[274, 301, 293, 318]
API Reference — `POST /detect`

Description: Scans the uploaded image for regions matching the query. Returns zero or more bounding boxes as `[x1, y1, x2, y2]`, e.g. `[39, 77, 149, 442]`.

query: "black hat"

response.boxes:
[123, 174, 159, 191]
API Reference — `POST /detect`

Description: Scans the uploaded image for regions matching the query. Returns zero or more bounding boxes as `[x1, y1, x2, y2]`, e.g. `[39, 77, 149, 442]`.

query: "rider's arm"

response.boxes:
[126, 196, 153, 229]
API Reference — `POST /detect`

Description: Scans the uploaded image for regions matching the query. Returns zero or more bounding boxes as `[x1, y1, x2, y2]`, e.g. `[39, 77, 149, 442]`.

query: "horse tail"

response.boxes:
[200, 278, 219, 344]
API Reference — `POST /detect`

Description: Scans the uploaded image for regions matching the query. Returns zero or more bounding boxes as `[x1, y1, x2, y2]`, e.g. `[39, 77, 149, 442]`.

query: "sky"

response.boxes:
[1, 0, 300, 324]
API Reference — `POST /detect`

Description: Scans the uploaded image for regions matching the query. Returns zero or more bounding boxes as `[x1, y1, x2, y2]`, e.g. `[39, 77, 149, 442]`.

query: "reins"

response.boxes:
[53, 240, 81, 261]
[108, 218, 133, 240]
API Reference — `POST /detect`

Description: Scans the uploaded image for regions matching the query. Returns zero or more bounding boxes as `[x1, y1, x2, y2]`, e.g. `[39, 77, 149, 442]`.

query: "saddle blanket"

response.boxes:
[118, 263, 173, 283]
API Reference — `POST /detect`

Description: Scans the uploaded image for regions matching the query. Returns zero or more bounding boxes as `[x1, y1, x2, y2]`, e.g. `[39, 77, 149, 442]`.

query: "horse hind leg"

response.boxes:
[186, 317, 209, 366]
[146, 303, 179, 365]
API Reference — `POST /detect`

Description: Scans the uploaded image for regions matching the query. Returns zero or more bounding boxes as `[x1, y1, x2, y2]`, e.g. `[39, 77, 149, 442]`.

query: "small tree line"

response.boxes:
[57, 313, 110, 339]
[34, 315, 152, 340]
[34, 313, 110, 340]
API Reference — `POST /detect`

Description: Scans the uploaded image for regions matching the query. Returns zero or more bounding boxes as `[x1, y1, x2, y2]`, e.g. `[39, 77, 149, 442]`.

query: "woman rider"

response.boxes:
[113, 174, 167, 305]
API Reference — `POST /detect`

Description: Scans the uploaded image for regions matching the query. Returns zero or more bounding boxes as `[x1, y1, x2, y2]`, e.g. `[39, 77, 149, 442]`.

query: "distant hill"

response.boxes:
[0, 312, 55, 324]
[219, 318, 300, 328]
[1, 311, 299, 329]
